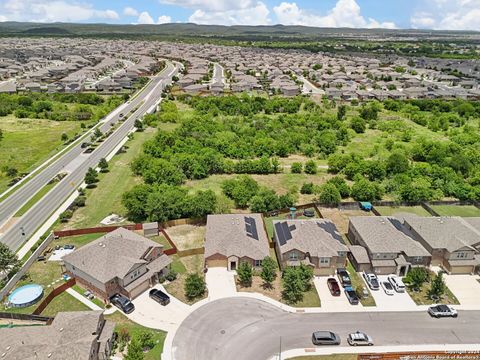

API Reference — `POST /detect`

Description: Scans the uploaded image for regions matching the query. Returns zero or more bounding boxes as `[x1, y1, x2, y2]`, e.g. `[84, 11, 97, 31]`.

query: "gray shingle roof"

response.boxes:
[63, 227, 163, 284]
[274, 219, 348, 257]
[0, 311, 109, 360]
[205, 214, 269, 260]
[405, 216, 480, 252]
[350, 216, 430, 257]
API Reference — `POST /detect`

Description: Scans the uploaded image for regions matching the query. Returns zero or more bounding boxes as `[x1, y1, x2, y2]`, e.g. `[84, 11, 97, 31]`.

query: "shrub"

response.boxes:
[291, 162, 303, 174]
[165, 269, 177, 282]
[184, 273, 206, 299]
[304, 160, 317, 174]
[237, 261, 253, 287]
[300, 182, 315, 195]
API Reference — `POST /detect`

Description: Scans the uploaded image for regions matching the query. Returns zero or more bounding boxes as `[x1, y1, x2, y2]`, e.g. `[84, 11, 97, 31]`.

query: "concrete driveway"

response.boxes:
[127, 284, 190, 333]
[205, 267, 237, 300]
[313, 276, 362, 311]
[366, 275, 417, 310]
[443, 274, 480, 308]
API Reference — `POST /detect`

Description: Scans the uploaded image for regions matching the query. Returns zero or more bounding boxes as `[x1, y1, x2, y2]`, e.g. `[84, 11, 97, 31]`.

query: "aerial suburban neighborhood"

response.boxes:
[1, 3, 480, 360]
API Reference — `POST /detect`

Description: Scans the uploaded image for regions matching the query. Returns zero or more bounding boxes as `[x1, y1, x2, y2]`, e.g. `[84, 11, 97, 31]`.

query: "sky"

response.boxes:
[0, 0, 479, 31]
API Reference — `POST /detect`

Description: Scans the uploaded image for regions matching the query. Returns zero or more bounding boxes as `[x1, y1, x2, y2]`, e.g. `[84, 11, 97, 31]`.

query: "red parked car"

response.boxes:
[327, 277, 341, 296]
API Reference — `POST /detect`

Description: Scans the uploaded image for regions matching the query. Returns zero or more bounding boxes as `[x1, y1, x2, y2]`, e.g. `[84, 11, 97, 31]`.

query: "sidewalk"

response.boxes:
[65, 288, 102, 311]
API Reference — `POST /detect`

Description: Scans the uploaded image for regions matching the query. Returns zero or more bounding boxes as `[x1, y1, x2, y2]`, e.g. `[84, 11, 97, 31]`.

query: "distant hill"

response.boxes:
[0, 21, 478, 42]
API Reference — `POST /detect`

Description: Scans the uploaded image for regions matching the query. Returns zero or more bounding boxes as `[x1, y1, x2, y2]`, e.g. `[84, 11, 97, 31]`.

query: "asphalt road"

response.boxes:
[212, 63, 225, 85]
[172, 297, 480, 360]
[0, 61, 179, 251]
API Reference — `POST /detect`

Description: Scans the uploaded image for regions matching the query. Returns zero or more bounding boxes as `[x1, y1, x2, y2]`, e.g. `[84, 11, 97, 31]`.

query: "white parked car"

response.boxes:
[428, 305, 458, 318]
[380, 281, 395, 295]
[387, 275, 406, 293]
[347, 331, 374, 346]
[362, 273, 379, 290]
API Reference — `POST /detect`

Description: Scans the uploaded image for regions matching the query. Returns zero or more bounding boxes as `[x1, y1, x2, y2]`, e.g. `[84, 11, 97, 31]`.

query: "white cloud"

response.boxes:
[160, 0, 255, 12]
[123, 6, 139, 17]
[0, 0, 119, 22]
[273, 0, 396, 29]
[188, 1, 270, 25]
[157, 15, 172, 24]
[137, 11, 171, 25]
[411, 0, 480, 30]
[137, 11, 155, 24]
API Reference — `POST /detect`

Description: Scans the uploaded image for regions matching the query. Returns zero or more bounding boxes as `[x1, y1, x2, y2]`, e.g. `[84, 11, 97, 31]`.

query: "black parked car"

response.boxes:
[336, 268, 352, 287]
[345, 286, 359, 305]
[149, 289, 170, 306]
[110, 294, 135, 314]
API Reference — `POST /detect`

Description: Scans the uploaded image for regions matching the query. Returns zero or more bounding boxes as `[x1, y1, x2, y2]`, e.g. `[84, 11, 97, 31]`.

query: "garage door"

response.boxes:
[207, 259, 227, 268]
[449, 265, 474, 274]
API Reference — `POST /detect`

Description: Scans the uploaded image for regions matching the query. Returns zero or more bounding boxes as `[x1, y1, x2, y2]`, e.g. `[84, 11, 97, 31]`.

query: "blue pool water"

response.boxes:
[8, 284, 44, 308]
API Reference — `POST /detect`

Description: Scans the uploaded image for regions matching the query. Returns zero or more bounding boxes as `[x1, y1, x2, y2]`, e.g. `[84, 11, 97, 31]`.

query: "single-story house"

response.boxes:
[273, 219, 349, 275]
[348, 216, 431, 275]
[204, 214, 270, 271]
[63, 228, 172, 300]
[0, 310, 115, 360]
[403, 216, 480, 274]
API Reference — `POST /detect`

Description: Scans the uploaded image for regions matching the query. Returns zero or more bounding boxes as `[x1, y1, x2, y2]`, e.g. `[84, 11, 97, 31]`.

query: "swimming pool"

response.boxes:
[8, 284, 44, 308]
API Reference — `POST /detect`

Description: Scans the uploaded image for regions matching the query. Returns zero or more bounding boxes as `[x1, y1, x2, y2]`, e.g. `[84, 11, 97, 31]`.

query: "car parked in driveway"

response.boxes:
[347, 331, 374, 346]
[380, 281, 395, 295]
[387, 275, 406, 293]
[336, 268, 352, 287]
[362, 273, 379, 290]
[312, 331, 341, 345]
[110, 294, 135, 314]
[327, 278, 341, 296]
[149, 288, 170, 306]
[428, 305, 458, 318]
[344, 286, 359, 305]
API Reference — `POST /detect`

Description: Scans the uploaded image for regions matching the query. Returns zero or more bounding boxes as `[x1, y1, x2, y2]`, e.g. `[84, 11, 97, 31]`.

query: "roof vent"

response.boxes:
[48, 353, 52, 358]
[99, 242, 103, 246]
[1, 353, 6, 358]
[5, 347, 10, 351]
[59, 327, 63, 332]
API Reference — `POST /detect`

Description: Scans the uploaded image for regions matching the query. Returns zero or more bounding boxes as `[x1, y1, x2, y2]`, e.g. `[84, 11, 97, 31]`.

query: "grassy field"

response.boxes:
[430, 205, 480, 217]
[0, 115, 93, 193]
[375, 205, 431, 217]
[62, 128, 156, 229]
[106, 311, 167, 360]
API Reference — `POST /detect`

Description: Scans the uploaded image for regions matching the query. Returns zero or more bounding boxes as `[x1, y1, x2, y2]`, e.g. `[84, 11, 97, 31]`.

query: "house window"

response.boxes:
[254, 260, 262, 267]
[456, 252, 466, 258]
[320, 257, 329, 264]
[338, 251, 346, 257]
[289, 251, 298, 261]
[413, 256, 423, 263]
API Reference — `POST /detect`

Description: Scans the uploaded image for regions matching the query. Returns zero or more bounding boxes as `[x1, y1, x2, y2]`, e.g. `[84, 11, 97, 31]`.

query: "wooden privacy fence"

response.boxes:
[160, 217, 206, 228]
[177, 247, 204, 257]
[32, 278, 76, 315]
[53, 223, 143, 238]
[0, 312, 52, 323]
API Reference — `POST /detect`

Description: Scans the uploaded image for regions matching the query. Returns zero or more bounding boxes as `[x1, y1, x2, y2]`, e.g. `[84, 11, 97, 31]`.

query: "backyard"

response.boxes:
[319, 207, 373, 237]
[374, 205, 432, 217]
[430, 205, 480, 217]
[164, 224, 206, 251]
[264, 208, 318, 239]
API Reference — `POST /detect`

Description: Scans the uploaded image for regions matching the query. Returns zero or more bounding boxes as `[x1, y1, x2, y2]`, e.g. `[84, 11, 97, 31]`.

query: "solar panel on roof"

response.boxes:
[275, 221, 293, 246]
[245, 217, 259, 240]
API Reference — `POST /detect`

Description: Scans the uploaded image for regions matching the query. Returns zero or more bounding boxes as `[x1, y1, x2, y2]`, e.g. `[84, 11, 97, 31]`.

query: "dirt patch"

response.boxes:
[0, 217, 18, 234]
[237, 273, 283, 302]
[164, 273, 208, 305]
[165, 224, 205, 251]
[319, 208, 373, 237]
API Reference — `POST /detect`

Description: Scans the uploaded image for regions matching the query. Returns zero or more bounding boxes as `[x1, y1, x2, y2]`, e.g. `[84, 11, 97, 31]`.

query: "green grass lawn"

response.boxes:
[0, 115, 95, 193]
[106, 312, 167, 360]
[71, 284, 105, 308]
[374, 205, 431, 217]
[54, 232, 107, 248]
[406, 272, 459, 306]
[147, 233, 173, 250]
[41, 291, 91, 317]
[63, 128, 156, 229]
[346, 262, 376, 307]
[430, 205, 480, 217]
[294, 286, 321, 307]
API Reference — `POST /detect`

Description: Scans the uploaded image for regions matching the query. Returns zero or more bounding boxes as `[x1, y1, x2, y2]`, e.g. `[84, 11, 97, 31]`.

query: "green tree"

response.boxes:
[98, 158, 109, 173]
[300, 182, 315, 195]
[350, 117, 366, 133]
[260, 256, 277, 288]
[222, 175, 259, 208]
[0, 242, 20, 276]
[387, 151, 409, 174]
[282, 267, 305, 304]
[404, 267, 430, 289]
[351, 178, 383, 201]
[304, 160, 317, 174]
[185, 273, 206, 300]
[134, 119, 144, 131]
[5, 167, 18, 178]
[84, 167, 98, 187]
[317, 183, 341, 205]
[137, 331, 156, 350]
[337, 105, 347, 121]
[291, 162, 303, 174]
[237, 261, 253, 287]
[124, 336, 144, 360]
[122, 184, 152, 222]
[61, 132, 68, 142]
[428, 272, 446, 298]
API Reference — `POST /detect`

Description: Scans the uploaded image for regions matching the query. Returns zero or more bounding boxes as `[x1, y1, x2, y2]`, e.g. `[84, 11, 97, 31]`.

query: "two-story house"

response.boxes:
[403, 216, 480, 274]
[348, 216, 431, 276]
[273, 219, 349, 275]
[63, 228, 172, 300]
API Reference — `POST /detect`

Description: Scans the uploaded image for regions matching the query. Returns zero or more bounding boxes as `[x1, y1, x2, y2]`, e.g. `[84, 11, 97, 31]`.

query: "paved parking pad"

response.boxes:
[443, 274, 480, 308]
[205, 267, 237, 300]
[365, 274, 417, 311]
[314, 275, 363, 311]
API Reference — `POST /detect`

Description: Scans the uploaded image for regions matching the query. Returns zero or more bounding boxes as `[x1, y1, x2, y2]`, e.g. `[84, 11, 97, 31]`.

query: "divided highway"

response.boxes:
[0, 61, 180, 251]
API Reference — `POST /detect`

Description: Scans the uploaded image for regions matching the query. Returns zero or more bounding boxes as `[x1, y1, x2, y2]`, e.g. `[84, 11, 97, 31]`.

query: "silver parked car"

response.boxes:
[428, 305, 458, 318]
[347, 331, 374, 346]
[312, 331, 341, 345]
